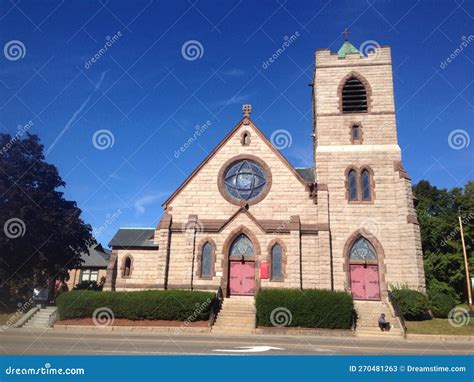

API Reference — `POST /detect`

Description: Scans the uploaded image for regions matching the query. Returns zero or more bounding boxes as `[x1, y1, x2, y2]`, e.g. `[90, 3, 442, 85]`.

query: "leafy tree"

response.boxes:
[413, 180, 474, 302]
[0, 133, 93, 301]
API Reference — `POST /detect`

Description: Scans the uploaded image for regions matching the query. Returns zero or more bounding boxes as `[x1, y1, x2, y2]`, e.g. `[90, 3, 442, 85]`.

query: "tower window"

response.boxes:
[361, 169, 371, 201]
[351, 124, 361, 143]
[342, 77, 367, 113]
[346, 167, 374, 202]
[348, 170, 358, 201]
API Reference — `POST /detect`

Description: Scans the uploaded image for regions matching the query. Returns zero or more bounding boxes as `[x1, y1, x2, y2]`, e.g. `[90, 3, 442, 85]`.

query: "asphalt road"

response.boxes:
[0, 328, 472, 355]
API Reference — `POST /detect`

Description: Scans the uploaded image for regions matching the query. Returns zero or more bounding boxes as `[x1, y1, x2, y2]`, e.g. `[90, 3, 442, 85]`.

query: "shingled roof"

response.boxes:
[79, 244, 110, 268]
[108, 228, 158, 248]
[295, 167, 315, 183]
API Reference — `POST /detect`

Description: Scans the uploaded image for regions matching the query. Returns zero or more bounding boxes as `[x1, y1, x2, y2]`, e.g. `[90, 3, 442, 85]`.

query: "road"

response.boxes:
[0, 328, 472, 355]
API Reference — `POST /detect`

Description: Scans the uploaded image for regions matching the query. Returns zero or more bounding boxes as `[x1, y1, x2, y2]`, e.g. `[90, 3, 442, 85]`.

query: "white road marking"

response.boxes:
[213, 346, 284, 353]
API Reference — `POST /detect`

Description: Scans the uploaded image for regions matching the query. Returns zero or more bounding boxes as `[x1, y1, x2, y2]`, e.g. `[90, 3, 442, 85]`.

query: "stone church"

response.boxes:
[103, 40, 426, 302]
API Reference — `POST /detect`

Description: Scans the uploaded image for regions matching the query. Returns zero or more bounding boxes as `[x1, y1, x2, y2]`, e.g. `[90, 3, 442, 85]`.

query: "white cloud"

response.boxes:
[132, 192, 168, 215]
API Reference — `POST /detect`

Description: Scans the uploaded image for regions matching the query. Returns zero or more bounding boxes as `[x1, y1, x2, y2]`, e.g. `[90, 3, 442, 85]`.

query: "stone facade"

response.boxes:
[104, 41, 426, 299]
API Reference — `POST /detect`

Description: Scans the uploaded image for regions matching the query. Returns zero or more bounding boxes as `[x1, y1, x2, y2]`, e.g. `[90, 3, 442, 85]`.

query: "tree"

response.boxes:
[413, 180, 474, 302]
[0, 133, 93, 301]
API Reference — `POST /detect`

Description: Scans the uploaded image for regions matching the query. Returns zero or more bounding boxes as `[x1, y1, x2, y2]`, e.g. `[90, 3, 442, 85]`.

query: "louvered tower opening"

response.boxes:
[342, 77, 367, 113]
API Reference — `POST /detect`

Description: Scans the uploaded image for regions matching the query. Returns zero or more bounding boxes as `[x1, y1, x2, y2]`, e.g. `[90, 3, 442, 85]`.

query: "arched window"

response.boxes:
[201, 242, 213, 277]
[361, 169, 371, 201]
[348, 169, 358, 201]
[242, 132, 250, 146]
[349, 237, 377, 261]
[342, 77, 367, 113]
[230, 234, 254, 258]
[271, 244, 283, 280]
[351, 124, 361, 143]
[123, 256, 132, 277]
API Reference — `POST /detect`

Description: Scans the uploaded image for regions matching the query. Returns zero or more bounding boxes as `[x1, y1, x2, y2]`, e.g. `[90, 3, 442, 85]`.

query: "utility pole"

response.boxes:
[458, 212, 472, 308]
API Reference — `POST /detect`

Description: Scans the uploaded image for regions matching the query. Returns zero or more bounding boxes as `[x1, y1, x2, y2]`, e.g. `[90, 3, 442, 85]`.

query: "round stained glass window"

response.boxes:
[223, 159, 267, 201]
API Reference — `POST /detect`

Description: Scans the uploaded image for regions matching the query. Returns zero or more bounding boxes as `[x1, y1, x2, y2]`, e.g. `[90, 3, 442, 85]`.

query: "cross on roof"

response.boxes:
[342, 28, 350, 40]
[242, 104, 252, 118]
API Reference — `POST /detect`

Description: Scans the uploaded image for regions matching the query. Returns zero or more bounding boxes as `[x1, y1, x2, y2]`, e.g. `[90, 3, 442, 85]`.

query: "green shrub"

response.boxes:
[429, 292, 456, 318]
[256, 289, 354, 329]
[73, 281, 102, 291]
[56, 290, 215, 321]
[427, 279, 459, 303]
[391, 288, 430, 320]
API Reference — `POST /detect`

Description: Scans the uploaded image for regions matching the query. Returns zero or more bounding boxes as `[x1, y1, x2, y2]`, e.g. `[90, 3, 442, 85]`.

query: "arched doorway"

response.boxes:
[228, 234, 256, 296]
[348, 237, 380, 300]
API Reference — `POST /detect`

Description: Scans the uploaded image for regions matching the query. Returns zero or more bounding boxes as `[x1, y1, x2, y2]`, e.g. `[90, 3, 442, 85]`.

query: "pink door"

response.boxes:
[350, 264, 380, 300]
[229, 261, 256, 296]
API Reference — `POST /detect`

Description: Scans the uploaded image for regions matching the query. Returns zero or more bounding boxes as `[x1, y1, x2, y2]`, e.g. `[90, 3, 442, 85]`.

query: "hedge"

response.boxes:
[256, 289, 354, 329]
[429, 292, 456, 318]
[57, 290, 215, 321]
[391, 288, 430, 321]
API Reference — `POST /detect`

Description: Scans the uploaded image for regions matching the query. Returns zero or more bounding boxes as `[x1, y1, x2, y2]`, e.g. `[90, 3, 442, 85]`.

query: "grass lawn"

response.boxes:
[0, 312, 22, 326]
[406, 318, 474, 336]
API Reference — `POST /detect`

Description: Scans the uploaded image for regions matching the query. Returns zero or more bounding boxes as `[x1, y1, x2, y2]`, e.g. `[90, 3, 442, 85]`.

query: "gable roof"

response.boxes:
[79, 244, 110, 268]
[295, 167, 315, 183]
[162, 117, 310, 208]
[108, 228, 158, 248]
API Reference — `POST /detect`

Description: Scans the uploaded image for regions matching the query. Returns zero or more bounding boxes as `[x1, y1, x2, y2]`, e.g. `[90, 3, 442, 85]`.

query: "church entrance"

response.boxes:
[348, 236, 381, 300]
[227, 233, 256, 296]
[229, 261, 256, 296]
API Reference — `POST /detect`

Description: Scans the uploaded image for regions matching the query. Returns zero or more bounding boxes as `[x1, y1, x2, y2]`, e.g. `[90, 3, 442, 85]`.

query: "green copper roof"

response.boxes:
[337, 40, 359, 58]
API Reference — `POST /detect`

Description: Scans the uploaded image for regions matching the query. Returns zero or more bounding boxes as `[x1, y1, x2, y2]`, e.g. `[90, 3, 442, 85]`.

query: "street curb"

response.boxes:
[53, 325, 210, 334]
[254, 327, 354, 337]
[406, 334, 473, 342]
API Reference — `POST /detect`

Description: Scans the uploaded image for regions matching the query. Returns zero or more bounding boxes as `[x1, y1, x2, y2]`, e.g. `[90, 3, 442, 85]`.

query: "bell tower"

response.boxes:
[313, 37, 425, 298]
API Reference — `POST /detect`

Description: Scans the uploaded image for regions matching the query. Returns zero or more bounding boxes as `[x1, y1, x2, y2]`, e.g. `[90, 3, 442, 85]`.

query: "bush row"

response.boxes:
[392, 288, 457, 320]
[256, 289, 354, 329]
[56, 290, 215, 321]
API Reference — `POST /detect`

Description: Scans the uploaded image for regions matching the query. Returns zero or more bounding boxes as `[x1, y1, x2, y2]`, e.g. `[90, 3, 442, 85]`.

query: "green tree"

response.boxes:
[0, 133, 93, 301]
[413, 180, 474, 302]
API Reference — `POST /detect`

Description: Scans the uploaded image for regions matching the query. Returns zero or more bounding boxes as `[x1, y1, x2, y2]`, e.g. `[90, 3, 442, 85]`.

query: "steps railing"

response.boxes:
[209, 287, 224, 327]
[388, 290, 407, 335]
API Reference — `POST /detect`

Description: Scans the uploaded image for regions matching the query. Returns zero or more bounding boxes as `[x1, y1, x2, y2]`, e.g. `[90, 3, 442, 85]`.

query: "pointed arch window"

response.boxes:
[348, 169, 358, 201]
[349, 237, 377, 261]
[123, 256, 132, 277]
[361, 169, 371, 201]
[342, 77, 368, 113]
[270, 243, 283, 280]
[230, 234, 254, 258]
[200, 242, 213, 277]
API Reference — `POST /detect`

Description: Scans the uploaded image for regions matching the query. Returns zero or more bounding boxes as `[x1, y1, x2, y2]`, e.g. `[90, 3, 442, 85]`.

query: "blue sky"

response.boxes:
[1, 0, 473, 247]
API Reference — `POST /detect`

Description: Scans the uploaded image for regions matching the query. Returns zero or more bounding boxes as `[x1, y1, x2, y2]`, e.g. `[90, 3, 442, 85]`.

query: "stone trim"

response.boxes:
[267, 239, 287, 282]
[316, 63, 392, 69]
[240, 130, 251, 146]
[220, 225, 262, 297]
[342, 229, 388, 300]
[394, 160, 411, 180]
[407, 214, 419, 225]
[317, 111, 395, 117]
[103, 251, 118, 291]
[115, 283, 164, 289]
[344, 165, 376, 204]
[217, 154, 273, 206]
[120, 254, 134, 278]
[337, 71, 373, 115]
[195, 238, 217, 280]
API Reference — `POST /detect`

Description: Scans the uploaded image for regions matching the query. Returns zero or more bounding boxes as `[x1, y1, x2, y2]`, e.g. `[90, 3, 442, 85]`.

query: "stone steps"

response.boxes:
[354, 300, 404, 338]
[23, 307, 57, 329]
[212, 297, 256, 334]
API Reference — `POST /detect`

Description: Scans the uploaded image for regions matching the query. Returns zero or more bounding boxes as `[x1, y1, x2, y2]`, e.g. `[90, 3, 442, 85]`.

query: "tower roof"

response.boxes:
[337, 40, 359, 58]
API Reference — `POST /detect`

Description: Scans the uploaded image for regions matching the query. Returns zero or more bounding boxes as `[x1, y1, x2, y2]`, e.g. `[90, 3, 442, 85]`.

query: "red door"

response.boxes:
[350, 264, 380, 300]
[229, 261, 256, 296]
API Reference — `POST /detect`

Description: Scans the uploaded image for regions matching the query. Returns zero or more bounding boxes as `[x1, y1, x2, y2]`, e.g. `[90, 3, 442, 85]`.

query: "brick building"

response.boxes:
[103, 40, 426, 302]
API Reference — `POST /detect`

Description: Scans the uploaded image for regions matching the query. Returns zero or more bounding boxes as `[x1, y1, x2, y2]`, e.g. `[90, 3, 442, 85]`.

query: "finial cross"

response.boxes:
[242, 104, 252, 118]
[342, 28, 350, 40]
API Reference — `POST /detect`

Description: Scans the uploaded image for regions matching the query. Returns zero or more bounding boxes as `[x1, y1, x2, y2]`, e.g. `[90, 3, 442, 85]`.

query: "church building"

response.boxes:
[103, 39, 426, 302]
